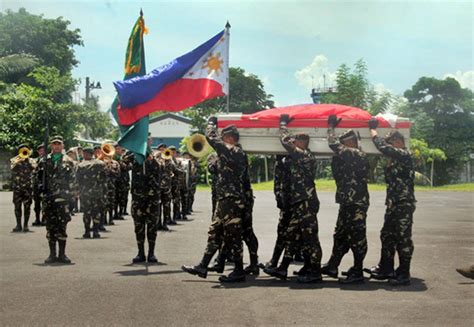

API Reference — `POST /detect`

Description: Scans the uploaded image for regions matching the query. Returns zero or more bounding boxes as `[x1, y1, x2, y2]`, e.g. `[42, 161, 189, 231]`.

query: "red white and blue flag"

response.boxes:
[114, 29, 229, 125]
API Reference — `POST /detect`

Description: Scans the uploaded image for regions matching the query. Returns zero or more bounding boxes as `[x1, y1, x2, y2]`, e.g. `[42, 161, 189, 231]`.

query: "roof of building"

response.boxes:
[149, 113, 192, 125]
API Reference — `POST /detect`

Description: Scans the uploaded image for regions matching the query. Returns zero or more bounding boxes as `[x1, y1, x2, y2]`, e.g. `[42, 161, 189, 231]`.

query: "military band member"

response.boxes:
[36, 135, 75, 264]
[178, 152, 190, 220]
[207, 153, 219, 216]
[10, 144, 37, 232]
[169, 146, 182, 221]
[182, 119, 248, 283]
[130, 150, 162, 263]
[103, 148, 120, 226]
[76, 147, 106, 238]
[114, 144, 131, 220]
[66, 148, 79, 215]
[366, 119, 416, 286]
[264, 115, 323, 283]
[321, 115, 370, 284]
[158, 145, 174, 230]
[183, 152, 198, 215]
[32, 144, 46, 226]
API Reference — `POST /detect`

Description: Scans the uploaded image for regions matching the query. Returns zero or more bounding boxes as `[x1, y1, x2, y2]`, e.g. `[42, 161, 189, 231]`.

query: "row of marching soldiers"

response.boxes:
[9, 135, 199, 264]
[183, 114, 415, 285]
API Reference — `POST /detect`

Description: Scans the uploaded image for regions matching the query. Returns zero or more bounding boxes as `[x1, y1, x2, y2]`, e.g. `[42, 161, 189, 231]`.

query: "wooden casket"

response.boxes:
[217, 104, 411, 155]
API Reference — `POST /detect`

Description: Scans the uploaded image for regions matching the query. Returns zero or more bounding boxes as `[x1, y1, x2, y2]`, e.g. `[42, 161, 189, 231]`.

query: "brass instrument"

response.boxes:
[187, 133, 210, 158]
[99, 143, 115, 160]
[19, 147, 31, 159]
[161, 148, 173, 160]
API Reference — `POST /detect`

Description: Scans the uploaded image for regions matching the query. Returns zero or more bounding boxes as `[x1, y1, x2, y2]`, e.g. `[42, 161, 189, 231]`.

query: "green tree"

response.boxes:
[0, 8, 83, 75]
[0, 53, 39, 83]
[0, 66, 112, 151]
[399, 77, 474, 184]
[183, 67, 274, 132]
[410, 138, 447, 186]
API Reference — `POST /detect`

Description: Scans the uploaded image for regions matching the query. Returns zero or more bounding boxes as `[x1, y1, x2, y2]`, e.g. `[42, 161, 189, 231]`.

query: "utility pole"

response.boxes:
[85, 77, 102, 103]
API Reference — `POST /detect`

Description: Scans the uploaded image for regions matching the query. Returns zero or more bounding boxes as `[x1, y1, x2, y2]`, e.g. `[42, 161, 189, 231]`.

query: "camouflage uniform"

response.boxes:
[207, 153, 219, 216]
[279, 126, 322, 275]
[32, 156, 44, 225]
[131, 156, 162, 256]
[115, 154, 132, 218]
[326, 127, 370, 275]
[178, 159, 189, 219]
[76, 158, 107, 236]
[171, 158, 183, 220]
[159, 157, 174, 227]
[104, 159, 120, 224]
[202, 124, 247, 267]
[373, 135, 416, 277]
[266, 155, 293, 267]
[187, 158, 199, 213]
[10, 156, 36, 231]
[36, 154, 75, 242]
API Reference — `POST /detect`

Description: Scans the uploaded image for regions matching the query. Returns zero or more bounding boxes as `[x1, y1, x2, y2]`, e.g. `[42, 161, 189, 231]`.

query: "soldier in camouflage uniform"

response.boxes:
[169, 146, 182, 221]
[178, 153, 189, 220]
[184, 154, 199, 215]
[264, 114, 322, 283]
[103, 148, 120, 226]
[158, 149, 174, 231]
[261, 155, 293, 270]
[36, 135, 75, 264]
[114, 144, 132, 220]
[207, 153, 219, 215]
[76, 147, 106, 238]
[365, 119, 416, 285]
[32, 144, 46, 226]
[182, 118, 248, 283]
[321, 115, 370, 284]
[10, 144, 37, 232]
[66, 148, 79, 216]
[130, 151, 162, 263]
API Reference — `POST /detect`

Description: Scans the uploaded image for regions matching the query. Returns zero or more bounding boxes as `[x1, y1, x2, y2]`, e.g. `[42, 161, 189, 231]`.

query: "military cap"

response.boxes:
[157, 143, 166, 149]
[294, 133, 309, 142]
[168, 145, 177, 150]
[182, 151, 190, 156]
[93, 145, 101, 150]
[76, 145, 83, 150]
[50, 135, 63, 144]
[221, 124, 240, 141]
[36, 144, 45, 151]
[385, 130, 404, 143]
[17, 143, 31, 151]
[83, 147, 94, 154]
[339, 129, 358, 143]
[66, 148, 75, 154]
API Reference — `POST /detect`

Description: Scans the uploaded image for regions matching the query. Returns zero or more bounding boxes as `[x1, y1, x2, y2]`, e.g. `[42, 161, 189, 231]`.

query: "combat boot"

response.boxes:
[32, 210, 41, 226]
[132, 243, 146, 263]
[57, 240, 71, 264]
[108, 212, 115, 225]
[365, 255, 395, 280]
[83, 231, 91, 239]
[321, 263, 338, 278]
[181, 253, 212, 278]
[264, 257, 291, 280]
[161, 222, 170, 231]
[389, 259, 411, 286]
[44, 241, 57, 264]
[208, 252, 226, 273]
[12, 215, 22, 232]
[339, 267, 364, 284]
[147, 242, 158, 263]
[456, 265, 474, 279]
[294, 257, 311, 276]
[219, 260, 246, 283]
[92, 230, 101, 239]
[244, 254, 260, 276]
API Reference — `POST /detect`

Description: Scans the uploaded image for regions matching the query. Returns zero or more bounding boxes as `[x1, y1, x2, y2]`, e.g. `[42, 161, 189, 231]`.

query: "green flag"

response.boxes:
[111, 13, 149, 164]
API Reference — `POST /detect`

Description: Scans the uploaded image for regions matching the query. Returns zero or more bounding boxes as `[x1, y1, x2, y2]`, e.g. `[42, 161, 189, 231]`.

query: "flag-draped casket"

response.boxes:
[217, 104, 411, 155]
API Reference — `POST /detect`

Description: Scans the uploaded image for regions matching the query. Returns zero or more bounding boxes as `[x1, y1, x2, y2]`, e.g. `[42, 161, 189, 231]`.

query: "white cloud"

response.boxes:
[294, 55, 337, 91]
[444, 70, 474, 90]
[98, 93, 115, 112]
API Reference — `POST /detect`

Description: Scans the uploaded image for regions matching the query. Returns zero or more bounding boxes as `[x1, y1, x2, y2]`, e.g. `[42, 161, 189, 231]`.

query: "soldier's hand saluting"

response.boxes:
[328, 115, 342, 128]
[208, 116, 218, 126]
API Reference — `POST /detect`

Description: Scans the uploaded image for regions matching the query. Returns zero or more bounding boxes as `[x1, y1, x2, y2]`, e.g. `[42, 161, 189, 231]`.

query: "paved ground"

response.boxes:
[1, 190, 473, 326]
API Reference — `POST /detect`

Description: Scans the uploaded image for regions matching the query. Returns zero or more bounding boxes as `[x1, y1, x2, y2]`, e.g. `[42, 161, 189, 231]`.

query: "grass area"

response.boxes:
[198, 181, 474, 192]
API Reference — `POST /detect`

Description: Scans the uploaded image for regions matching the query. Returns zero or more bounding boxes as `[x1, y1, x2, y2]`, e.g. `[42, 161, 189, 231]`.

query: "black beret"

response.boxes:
[221, 124, 239, 140]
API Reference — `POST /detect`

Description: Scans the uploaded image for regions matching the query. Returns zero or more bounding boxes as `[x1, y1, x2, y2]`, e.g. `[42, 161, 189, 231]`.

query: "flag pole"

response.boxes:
[225, 21, 231, 114]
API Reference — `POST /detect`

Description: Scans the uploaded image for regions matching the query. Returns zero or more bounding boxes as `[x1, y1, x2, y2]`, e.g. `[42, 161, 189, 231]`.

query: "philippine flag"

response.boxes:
[114, 29, 229, 126]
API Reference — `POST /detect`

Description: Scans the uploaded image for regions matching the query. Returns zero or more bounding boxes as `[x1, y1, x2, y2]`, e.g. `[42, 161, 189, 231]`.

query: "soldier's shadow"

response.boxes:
[73, 237, 110, 240]
[114, 262, 184, 277]
[33, 262, 77, 267]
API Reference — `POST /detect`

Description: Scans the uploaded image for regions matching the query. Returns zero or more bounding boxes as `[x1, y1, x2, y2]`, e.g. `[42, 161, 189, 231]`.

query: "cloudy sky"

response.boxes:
[2, 0, 473, 111]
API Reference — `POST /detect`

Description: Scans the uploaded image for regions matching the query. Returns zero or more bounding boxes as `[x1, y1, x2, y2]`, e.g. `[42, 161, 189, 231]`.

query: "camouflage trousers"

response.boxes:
[204, 197, 245, 263]
[33, 189, 42, 219]
[82, 196, 104, 232]
[180, 186, 188, 214]
[131, 195, 160, 246]
[283, 198, 322, 271]
[43, 200, 70, 242]
[160, 189, 172, 223]
[116, 182, 129, 209]
[13, 188, 33, 220]
[188, 185, 196, 212]
[270, 207, 292, 264]
[380, 203, 415, 268]
[328, 205, 368, 268]
[172, 185, 181, 216]
[106, 185, 116, 211]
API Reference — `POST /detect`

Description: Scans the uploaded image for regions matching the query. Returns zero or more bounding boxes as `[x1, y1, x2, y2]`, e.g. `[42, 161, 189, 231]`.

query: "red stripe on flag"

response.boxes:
[117, 78, 225, 125]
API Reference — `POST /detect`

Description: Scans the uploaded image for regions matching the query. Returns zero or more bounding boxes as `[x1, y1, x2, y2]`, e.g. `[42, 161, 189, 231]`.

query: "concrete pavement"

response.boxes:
[1, 190, 473, 326]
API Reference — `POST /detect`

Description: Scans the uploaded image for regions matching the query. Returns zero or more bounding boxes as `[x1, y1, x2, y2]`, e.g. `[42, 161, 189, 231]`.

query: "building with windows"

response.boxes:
[148, 113, 193, 149]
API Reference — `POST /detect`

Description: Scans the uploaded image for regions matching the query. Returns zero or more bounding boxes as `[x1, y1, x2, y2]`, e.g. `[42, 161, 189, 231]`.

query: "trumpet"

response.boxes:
[161, 148, 173, 160]
[187, 133, 210, 158]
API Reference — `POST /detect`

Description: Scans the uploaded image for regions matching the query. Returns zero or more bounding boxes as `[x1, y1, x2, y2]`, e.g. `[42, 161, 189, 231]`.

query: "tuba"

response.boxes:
[187, 133, 210, 158]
